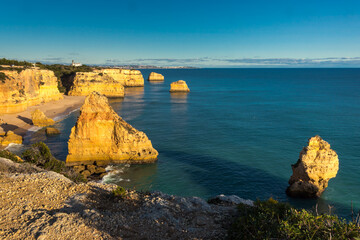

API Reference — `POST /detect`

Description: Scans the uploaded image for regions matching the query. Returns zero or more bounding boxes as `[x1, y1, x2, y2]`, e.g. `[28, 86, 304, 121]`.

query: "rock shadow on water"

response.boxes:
[160, 150, 354, 219]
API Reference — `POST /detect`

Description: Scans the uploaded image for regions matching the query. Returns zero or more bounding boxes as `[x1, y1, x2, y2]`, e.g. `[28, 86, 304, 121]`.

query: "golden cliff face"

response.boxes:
[170, 80, 190, 92]
[68, 72, 125, 97]
[286, 136, 339, 198]
[0, 69, 63, 114]
[66, 92, 158, 165]
[148, 72, 164, 81]
[94, 69, 144, 87]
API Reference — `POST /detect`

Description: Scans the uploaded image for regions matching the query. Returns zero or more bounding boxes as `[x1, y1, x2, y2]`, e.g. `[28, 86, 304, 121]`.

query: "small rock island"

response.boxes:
[148, 72, 164, 81]
[286, 135, 339, 198]
[66, 92, 158, 165]
[31, 109, 55, 127]
[170, 80, 190, 92]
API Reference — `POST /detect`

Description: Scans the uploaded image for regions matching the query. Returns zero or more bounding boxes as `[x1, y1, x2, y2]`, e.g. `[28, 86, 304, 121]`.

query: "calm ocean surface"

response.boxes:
[28, 68, 360, 218]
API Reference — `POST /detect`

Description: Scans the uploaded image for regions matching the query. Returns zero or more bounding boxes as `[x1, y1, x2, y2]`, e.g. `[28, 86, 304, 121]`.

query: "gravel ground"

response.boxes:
[0, 157, 252, 239]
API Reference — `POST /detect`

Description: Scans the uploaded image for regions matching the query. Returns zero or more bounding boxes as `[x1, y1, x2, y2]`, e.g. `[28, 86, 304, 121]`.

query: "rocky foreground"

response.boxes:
[0, 157, 252, 239]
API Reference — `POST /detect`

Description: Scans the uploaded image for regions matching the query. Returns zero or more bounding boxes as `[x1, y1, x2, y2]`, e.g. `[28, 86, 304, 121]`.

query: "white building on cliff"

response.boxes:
[71, 60, 82, 67]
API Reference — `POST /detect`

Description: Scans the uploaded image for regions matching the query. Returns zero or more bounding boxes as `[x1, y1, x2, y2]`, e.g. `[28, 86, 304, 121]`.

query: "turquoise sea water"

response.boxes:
[28, 68, 360, 218]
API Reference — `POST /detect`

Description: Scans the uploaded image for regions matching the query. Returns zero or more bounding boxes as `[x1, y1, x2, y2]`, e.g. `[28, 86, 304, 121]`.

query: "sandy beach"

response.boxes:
[0, 95, 85, 137]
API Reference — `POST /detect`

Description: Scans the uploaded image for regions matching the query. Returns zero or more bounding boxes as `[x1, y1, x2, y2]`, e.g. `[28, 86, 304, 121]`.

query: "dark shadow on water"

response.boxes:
[17, 115, 32, 125]
[159, 149, 355, 219]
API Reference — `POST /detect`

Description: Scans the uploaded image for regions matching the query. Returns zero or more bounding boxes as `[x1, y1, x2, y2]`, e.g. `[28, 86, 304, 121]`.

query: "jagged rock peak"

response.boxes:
[286, 135, 339, 198]
[31, 109, 55, 127]
[66, 92, 158, 165]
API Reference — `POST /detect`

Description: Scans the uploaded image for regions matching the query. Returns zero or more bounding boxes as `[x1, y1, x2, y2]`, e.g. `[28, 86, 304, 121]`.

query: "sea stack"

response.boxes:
[286, 136, 339, 198]
[31, 109, 55, 127]
[148, 72, 164, 81]
[66, 92, 158, 165]
[170, 80, 190, 92]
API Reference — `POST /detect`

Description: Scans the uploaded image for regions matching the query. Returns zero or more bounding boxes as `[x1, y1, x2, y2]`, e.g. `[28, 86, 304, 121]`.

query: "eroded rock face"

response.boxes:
[68, 72, 125, 97]
[0, 131, 22, 146]
[0, 69, 63, 114]
[66, 92, 158, 165]
[148, 72, 164, 81]
[31, 109, 55, 127]
[94, 69, 144, 87]
[170, 80, 190, 92]
[286, 136, 339, 198]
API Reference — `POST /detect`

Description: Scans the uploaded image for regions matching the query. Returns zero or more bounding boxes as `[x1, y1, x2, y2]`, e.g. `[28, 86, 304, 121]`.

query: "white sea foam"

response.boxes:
[53, 107, 80, 121]
[4, 143, 24, 154]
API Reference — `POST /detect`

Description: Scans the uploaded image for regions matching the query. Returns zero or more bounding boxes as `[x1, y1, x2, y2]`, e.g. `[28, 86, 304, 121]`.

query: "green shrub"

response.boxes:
[0, 150, 22, 163]
[112, 186, 127, 199]
[0, 72, 8, 83]
[22, 142, 86, 183]
[229, 198, 360, 240]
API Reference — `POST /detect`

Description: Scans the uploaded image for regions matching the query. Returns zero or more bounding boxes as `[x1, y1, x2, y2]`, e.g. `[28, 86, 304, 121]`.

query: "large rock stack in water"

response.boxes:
[286, 136, 339, 198]
[66, 92, 158, 165]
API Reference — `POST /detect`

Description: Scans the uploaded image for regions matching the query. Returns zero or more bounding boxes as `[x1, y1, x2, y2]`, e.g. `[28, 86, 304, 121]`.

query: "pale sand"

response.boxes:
[0, 95, 85, 137]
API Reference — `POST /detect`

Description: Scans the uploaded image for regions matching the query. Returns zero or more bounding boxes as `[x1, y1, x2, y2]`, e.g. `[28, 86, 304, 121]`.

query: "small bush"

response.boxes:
[112, 186, 127, 199]
[0, 72, 8, 83]
[229, 198, 360, 240]
[0, 150, 23, 163]
[22, 142, 86, 183]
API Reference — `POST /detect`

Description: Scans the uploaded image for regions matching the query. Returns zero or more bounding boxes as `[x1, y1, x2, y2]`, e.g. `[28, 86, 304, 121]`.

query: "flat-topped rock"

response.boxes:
[148, 72, 164, 81]
[31, 109, 55, 127]
[68, 72, 125, 97]
[286, 136, 339, 198]
[170, 80, 190, 92]
[66, 92, 158, 165]
[93, 69, 144, 87]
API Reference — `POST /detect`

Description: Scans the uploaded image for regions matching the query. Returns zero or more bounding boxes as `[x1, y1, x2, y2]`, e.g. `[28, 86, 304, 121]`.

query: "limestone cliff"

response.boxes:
[170, 80, 190, 92]
[286, 136, 339, 198]
[68, 72, 125, 97]
[148, 72, 164, 81]
[66, 92, 158, 165]
[31, 109, 55, 127]
[94, 69, 144, 87]
[0, 69, 63, 114]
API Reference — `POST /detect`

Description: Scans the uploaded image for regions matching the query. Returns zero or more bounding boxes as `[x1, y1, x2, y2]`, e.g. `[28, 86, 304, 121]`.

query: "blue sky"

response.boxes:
[1, 0, 360, 67]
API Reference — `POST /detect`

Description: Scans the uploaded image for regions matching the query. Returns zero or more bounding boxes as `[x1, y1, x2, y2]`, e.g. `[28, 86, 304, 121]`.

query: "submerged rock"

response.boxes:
[286, 136, 339, 198]
[170, 80, 190, 92]
[66, 92, 158, 165]
[148, 72, 164, 81]
[31, 109, 55, 127]
[0, 131, 22, 146]
[45, 127, 60, 135]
